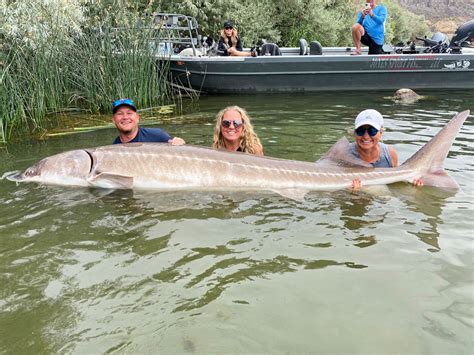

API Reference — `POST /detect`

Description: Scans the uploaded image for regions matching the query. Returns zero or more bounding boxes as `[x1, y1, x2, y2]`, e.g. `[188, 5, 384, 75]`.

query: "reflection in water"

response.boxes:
[392, 185, 457, 252]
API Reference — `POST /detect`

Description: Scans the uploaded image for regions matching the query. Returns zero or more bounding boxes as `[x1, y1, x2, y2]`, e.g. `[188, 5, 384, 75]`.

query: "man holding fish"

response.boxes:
[111, 98, 185, 145]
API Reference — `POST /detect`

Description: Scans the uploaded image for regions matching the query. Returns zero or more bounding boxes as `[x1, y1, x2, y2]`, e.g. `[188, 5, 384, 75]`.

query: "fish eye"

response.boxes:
[25, 169, 37, 177]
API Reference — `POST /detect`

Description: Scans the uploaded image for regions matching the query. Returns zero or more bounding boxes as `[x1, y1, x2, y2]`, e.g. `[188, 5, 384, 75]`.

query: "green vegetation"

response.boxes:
[0, 0, 170, 141]
[0, 0, 431, 142]
[153, 0, 430, 47]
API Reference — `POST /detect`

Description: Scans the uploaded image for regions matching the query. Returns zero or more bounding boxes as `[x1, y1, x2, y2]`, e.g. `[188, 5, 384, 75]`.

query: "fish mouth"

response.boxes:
[2, 171, 24, 182]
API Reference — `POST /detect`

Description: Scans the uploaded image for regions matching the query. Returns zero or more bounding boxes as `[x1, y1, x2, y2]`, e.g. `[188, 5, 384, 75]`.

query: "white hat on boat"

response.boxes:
[355, 109, 384, 130]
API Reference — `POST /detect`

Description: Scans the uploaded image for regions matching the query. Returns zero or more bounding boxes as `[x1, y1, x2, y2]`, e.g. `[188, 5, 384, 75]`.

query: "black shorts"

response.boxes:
[361, 32, 383, 55]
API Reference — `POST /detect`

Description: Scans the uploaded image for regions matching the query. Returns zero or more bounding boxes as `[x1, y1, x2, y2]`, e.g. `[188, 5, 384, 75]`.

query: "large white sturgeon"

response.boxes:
[8, 110, 470, 199]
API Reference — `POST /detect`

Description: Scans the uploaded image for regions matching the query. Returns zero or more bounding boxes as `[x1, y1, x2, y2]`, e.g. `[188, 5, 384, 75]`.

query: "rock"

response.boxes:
[390, 88, 424, 103]
[398, 0, 473, 36]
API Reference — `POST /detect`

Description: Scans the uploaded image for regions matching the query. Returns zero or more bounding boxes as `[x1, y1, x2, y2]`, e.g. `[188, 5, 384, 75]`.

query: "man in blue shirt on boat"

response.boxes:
[111, 98, 185, 145]
[351, 0, 387, 55]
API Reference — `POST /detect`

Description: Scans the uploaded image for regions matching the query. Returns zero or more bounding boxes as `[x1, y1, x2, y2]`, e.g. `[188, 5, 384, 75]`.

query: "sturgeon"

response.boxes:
[7, 110, 470, 199]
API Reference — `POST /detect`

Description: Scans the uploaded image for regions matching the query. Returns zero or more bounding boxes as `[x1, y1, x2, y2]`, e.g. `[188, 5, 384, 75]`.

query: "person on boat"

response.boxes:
[350, 109, 423, 189]
[217, 20, 256, 57]
[213, 105, 264, 155]
[111, 98, 185, 145]
[351, 0, 387, 55]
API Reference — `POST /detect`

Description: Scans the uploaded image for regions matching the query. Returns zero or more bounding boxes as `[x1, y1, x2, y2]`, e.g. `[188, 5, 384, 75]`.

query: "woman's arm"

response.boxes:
[388, 145, 398, 167]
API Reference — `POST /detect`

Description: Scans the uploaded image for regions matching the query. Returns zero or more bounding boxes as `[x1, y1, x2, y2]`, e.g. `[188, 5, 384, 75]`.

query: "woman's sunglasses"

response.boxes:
[225, 26, 233, 30]
[222, 119, 243, 128]
[355, 126, 379, 137]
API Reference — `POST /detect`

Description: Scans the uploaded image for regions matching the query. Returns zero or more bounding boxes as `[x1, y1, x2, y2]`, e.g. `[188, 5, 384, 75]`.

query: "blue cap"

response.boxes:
[112, 98, 137, 113]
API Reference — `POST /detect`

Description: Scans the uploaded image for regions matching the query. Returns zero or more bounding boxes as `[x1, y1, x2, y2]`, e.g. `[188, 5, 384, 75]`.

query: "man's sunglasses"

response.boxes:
[222, 119, 243, 128]
[355, 126, 379, 137]
[225, 26, 233, 30]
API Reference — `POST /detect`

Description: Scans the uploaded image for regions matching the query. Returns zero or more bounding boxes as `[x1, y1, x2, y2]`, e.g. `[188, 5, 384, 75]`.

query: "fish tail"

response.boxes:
[401, 110, 470, 189]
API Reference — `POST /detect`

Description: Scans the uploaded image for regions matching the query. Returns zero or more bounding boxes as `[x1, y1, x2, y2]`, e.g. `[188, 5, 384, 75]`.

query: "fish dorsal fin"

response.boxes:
[315, 137, 373, 168]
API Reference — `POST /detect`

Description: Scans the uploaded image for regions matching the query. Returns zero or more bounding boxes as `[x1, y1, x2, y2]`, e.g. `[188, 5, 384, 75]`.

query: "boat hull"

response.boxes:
[168, 52, 474, 93]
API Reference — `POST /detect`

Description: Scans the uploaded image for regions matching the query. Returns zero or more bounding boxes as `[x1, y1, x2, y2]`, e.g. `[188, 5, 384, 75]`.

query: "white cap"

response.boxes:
[355, 109, 384, 130]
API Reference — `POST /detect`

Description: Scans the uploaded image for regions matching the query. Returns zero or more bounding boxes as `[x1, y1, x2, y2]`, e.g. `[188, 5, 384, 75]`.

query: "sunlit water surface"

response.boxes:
[0, 91, 473, 354]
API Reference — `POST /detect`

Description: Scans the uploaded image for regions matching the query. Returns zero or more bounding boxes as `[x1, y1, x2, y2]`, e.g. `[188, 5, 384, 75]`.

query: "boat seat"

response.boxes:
[310, 41, 323, 55]
[299, 39, 309, 55]
[260, 43, 282, 56]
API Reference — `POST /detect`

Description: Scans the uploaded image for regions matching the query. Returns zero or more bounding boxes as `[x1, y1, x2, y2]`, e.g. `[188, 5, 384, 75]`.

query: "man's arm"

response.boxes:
[168, 137, 186, 145]
[370, 6, 387, 24]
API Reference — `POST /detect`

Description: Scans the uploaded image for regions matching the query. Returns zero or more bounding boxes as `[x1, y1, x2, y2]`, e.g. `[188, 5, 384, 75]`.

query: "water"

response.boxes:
[0, 91, 473, 354]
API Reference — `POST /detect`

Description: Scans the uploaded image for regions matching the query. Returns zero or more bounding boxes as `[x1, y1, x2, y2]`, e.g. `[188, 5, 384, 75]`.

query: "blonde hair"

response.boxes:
[213, 106, 263, 154]
[220, 27, 239, 48]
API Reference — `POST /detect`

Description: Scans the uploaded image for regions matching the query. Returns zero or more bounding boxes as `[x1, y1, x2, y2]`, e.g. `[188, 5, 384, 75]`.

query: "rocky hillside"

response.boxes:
[398, 0, 473, 36]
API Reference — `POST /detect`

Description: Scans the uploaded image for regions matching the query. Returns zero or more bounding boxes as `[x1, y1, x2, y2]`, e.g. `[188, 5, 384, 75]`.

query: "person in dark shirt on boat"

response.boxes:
[213, 105, 263, 155]
[351, 0, 387, 55]
[350, 109, 423, 189]
[217, 20, 256, 57]
[111, 98, 185, 145]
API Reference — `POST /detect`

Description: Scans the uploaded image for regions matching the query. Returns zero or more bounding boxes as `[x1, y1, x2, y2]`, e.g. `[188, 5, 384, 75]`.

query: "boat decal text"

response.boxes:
[369, 56, 442, 70]
[443, 60, 471, 70]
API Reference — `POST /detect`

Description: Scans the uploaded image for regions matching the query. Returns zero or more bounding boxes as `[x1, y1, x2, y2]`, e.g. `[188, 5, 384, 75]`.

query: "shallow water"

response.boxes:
[0, 91, 473, 354]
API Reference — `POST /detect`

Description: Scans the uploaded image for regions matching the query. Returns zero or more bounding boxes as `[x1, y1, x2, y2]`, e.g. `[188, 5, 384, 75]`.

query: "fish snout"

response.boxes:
[3, 170, 24, 182]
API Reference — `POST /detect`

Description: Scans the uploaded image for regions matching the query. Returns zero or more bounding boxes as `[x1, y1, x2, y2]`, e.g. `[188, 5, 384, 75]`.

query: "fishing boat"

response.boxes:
[154, 14, 474, 94]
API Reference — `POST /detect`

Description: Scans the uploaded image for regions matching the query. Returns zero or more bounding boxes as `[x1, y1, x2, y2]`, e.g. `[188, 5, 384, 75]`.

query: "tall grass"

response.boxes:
[0, 20, 172, 142]
[66, 25, 172, 112]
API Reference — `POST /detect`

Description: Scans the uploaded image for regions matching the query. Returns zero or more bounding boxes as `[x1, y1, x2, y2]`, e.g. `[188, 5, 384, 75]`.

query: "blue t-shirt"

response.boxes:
[357, 5, 387, 45]
[113, 127, 172, 144]
[350, 142, 393, 168]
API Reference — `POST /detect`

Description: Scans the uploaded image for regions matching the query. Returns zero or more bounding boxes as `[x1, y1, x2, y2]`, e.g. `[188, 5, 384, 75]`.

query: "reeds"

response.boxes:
[0, 15, 172, 142]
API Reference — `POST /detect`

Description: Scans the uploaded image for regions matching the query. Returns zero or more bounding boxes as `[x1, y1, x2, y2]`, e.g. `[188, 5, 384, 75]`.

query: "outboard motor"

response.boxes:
[417, 31, 449, 53]
[450, 20, 474, 52]
[260, 43, 282, 56]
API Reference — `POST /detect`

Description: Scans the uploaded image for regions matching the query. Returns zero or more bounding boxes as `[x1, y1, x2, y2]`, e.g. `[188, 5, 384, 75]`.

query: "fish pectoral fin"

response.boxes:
[272, 188, 309, 201]
[88, 173, 134, 189]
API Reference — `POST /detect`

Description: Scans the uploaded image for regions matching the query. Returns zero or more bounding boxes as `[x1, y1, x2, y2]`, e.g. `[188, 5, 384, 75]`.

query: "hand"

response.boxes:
[227, 47, 237, 55]
[412, 178, 424, 187]
[169, 137, 186, 145]
[351, 178, 362, 191]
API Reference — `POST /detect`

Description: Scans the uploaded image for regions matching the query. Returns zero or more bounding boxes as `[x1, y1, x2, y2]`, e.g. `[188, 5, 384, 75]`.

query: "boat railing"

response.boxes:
[150, 13, 203, 56]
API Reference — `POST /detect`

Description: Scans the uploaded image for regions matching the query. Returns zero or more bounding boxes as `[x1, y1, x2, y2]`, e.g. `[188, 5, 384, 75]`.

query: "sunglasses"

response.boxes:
[112, 98, 134, 109]
[225, 26, 233, 30]
[222, 119, 243, 128]
[355, 126, 379, 137]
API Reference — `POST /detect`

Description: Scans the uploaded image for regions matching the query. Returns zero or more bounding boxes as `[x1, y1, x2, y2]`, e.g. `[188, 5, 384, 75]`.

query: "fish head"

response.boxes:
[9, 150, 92, 186]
